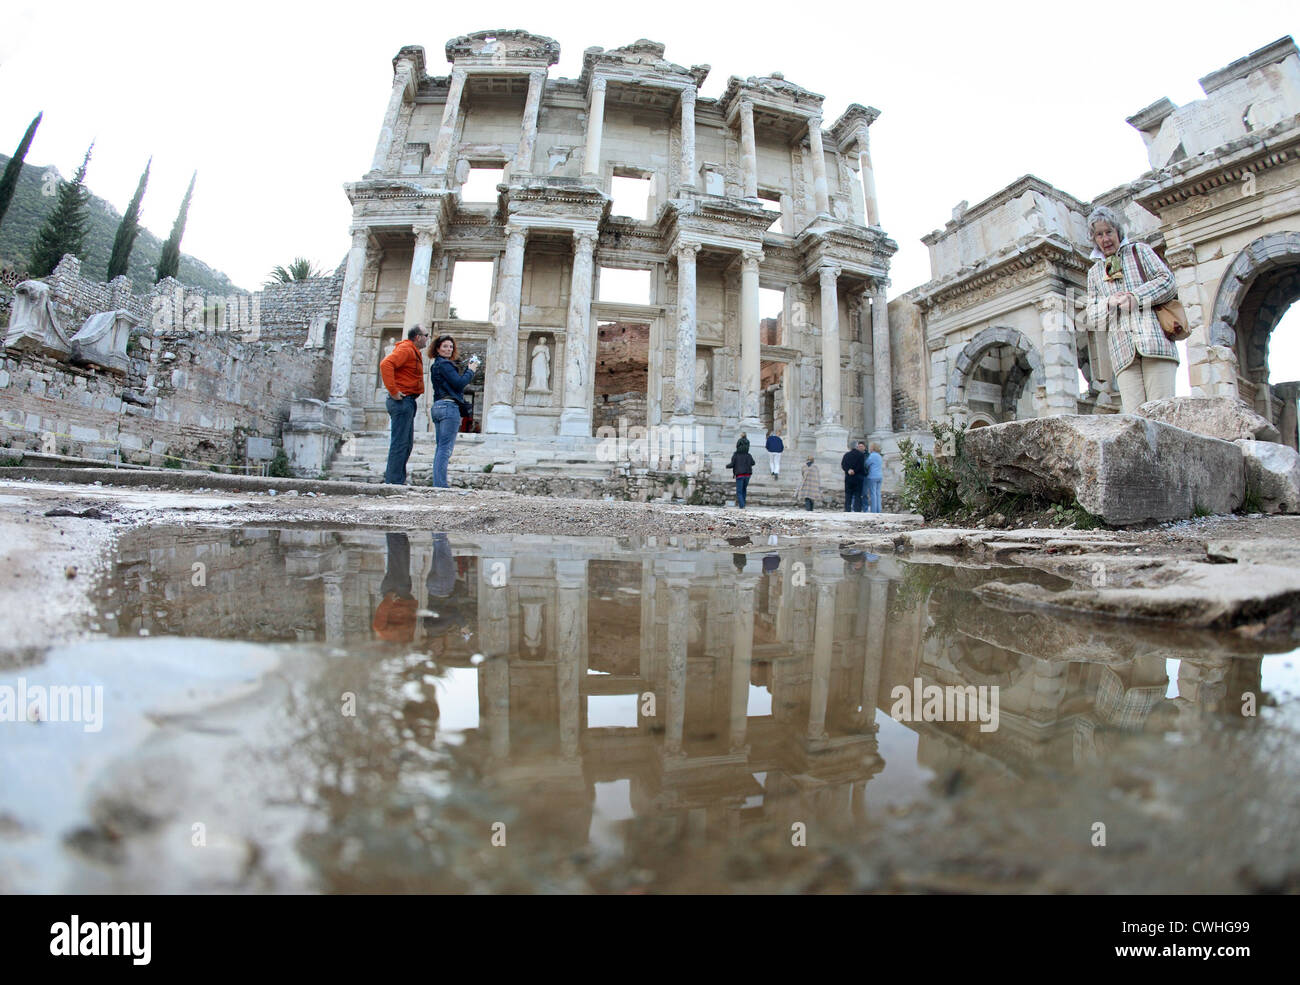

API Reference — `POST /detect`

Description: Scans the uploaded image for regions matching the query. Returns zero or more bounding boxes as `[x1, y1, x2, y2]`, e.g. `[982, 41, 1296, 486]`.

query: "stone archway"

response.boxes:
[1208, 232, 1300, 428]
[946, 327, 1045, 423]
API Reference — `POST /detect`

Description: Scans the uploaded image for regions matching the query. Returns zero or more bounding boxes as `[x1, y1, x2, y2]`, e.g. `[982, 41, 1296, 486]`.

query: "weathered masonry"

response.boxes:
[312, 30, 897, 475]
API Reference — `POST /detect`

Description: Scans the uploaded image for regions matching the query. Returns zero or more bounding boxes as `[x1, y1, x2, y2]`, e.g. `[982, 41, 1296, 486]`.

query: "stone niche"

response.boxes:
[523, 331, 556, 406]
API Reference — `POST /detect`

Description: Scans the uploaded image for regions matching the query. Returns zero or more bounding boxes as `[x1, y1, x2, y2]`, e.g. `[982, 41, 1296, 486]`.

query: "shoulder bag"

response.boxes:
[1132, 246, 1190, 342]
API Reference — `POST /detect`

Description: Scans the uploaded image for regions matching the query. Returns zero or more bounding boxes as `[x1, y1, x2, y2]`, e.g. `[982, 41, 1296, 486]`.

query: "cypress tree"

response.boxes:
[155, 170, 195, 283]
[28, 143, 93, 277]
[0, 111, 42, 234]
[106, 157, 150, 280]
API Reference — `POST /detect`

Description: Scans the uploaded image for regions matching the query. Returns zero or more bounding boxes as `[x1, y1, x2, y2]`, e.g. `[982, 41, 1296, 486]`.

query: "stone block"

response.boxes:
[246, 436, 274, 460]
[3, 280, 71, 359]
[0, 370, 9, 388]
[1237, 439, 1300, 514]
[1137, 395, 1279, 443]
[70, 425, 100, 442]
[69, 309, 135, 375]
[963, 414, 1244, 524]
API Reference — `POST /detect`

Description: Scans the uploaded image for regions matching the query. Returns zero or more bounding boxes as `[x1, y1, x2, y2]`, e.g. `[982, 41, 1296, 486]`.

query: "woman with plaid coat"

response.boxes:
[1083, 205, 1179, 413]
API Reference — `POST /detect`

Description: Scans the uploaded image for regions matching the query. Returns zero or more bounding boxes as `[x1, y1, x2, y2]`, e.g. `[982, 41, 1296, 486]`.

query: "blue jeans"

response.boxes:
[735, 475, 750, 508]
[866, 478, 882, 514]
[384, 395, 417, 484]
[844, 476, 863, 512]
[431, 399, 461, 488]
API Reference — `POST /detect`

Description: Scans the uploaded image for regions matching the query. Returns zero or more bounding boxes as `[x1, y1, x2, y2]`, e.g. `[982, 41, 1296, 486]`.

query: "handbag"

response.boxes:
[1132, 246, 1190, 342]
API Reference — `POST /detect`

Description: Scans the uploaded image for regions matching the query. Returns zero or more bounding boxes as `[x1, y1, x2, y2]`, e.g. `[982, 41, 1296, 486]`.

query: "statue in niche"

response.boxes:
[522, 602, 544, 654]
[695, 354, 711, 402]
[528, 337, 551, 392]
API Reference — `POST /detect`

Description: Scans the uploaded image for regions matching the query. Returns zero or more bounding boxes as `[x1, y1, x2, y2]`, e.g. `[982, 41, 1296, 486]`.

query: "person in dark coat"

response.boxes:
[765, 431, 784, 477]
[726, 434, 756, 508]
[841, 440, 866, 512]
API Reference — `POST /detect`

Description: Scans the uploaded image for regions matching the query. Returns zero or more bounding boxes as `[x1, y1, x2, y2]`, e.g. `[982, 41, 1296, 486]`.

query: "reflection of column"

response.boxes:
[329, 226, 372, 405]
[479, 557, 511, 658]
[855, 125, 880, 227]
[582, 77, 607, 179]
[808, 557, 840, 741]
[555, 560, 586, 760]
[515, 70, 546, 177]
[481, 654, 511, 760]
[560, 231, 597, 436]
[738, 99, 758, 198]
[861, 575, 887, 720]
[323, 572, 345, 643]
[431, 68, 468, 175]
[672, 243, 701, 425]
[739, 250, 763, 431]
[818, 264, 842, 427]
[404, 225, 438, 330]
[679, 88, 697, 190]
[486, 225, 526, 434]
[871, 285, 892, 435]
[370, 59, 415, 174]
[807, 117, 830, 215]
[729, 573, 758, 752]
[664, 574, 690, 757]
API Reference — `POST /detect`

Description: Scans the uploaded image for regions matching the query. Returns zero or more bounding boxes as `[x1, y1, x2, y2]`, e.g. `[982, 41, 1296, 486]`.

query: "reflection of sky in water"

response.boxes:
[1166, 658, 1181, 699]
[431, 666, 479, 738]
[588, 778, 634, 854]
[746, 684, 772, 716]
[871, 710, 937, 808]
[587, 693, 638, 728]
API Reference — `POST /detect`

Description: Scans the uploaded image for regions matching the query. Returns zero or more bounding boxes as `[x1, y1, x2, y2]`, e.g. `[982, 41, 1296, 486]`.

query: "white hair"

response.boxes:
[1086, 205, 1126, 241]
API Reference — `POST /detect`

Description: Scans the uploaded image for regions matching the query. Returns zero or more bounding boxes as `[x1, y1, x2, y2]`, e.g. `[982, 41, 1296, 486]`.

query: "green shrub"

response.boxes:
[267, 449, 292, 478]
[1050, 499, 1104, 530]
[1240, 484, 1263, 515]
[163, 455, 183, 469]
[897, 421, 982, 520]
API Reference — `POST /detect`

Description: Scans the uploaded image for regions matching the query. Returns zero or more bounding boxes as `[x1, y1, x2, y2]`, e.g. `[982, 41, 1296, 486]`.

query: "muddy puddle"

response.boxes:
[2, 524, 1299, 893]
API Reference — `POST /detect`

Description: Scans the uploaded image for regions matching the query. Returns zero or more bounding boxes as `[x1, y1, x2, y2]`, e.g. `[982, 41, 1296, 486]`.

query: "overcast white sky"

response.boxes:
[1, 1, 1295, 309]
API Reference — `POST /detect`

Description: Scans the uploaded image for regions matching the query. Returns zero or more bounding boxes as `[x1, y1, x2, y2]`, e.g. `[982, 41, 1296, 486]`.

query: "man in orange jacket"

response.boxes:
[380, 326, 428, 484]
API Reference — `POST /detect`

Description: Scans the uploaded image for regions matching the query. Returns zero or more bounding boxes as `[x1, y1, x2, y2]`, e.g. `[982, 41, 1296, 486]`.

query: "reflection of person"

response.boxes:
[725, 434, 756, 509]
[765, 431, 784, 476]
[797, 456, 821, 511]
[841, 440, 865, 513]
[865, 442, 884, 514]
[424, 533, 473, 651]
[373, 532, 417, 642]
[1084, 205, 1178, 413]
[428, 335, 480, 488]
[379, 326, 427, 484]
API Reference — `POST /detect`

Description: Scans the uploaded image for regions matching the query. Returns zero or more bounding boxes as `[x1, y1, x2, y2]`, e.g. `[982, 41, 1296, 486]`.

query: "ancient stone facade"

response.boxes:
[323, 30, 897, 475]
[899, 37, 1300, 447]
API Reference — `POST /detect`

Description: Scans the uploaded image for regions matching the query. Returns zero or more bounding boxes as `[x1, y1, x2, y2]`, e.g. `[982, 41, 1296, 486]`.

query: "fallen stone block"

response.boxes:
[962, 415, 1244, 525]
[69, 309, 136, 375]
[1236, 439, 1300, 513]
[1137, 395, 1279, 443]
[3, 280, 71, 359]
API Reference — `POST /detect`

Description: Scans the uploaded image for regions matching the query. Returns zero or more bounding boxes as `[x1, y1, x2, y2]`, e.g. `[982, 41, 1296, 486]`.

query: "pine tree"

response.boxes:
[0, 111, 42, 234]
[28, 143, 93, 277]
[155, 170, 195, 283]
[106, 158, 150, 280]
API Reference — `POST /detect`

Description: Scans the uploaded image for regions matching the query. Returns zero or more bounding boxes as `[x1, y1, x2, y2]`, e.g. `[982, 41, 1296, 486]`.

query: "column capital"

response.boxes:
[573, 229, 599, 250]
[591, 75, 607, 94]
[856, 124, 872, 148]
[741, 250, 763, 271]
[676, 241, 702, 261]
[528, 68, 547, 86]
[504, 224, 528, 246]
[412, 224, 439, 246]
[449, 66, 468, 84]
[348, 224, 372, 244]
[1165, 244, 1197, 269]
[819, 263, 842, 283]
[680, 86, 697, 107]
[807, 114, 824, 131]
[739, 97, 754, 113]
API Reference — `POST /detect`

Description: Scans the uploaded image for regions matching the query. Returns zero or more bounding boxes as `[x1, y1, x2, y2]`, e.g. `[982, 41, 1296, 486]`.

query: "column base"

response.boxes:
[558, 407, 592, 437]
[739, 415, 762, 436]
[483, 403, 517, 435]
[815, 423, 850, 456]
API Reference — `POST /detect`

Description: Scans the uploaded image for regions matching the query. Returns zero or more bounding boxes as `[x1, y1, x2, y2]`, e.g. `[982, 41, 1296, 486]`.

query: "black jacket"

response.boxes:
[727, 452, 756, 476]
[841, 448, 866, 476]
[431, 356, 476, 415]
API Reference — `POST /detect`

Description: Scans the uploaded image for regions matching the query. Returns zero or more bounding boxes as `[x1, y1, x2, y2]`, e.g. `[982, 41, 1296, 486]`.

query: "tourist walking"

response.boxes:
[841, 440, 865, 512]
[428, 334, 480, 488]
[797, 455, 821, 511]
[865, 442, 884, 513]
[379, 326, 428, 485]
[765, 431, 784, 476]
[1084, 205, 1180, 413]
[726, 434, 756, 508]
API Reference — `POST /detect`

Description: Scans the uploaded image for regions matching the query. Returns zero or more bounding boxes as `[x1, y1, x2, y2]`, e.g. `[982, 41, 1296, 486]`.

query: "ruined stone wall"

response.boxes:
[889, 291, 927, 431]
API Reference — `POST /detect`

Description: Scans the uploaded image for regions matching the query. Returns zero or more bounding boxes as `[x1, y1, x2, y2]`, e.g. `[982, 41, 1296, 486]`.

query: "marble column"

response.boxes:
[807, 117, 830, 216]
[1038, 293, 1081, 417]
[370, 59, 415, 175]
[738, 99, 758, 198]
[403, 225, 438, 330]
[672, 242, 701, 426]
[816, 264, 845, 449]
[664, 574, 691, 758]
[329, 226, 372, 405]
[486, 225, 526, 434]
[555, 560, 586, 761]
[808, 557, 840, 742]
[560, 230, 598, 436]
[679, 87, 697, 190]
[871, 285, 893, 435]
[729, 573, 758, 752]
[739, 250, 763, 431]
[582, 77, 607, 179]
[515, 69, 547, 177]
[855, 125, 880, 227]
[431, 67, 468, 175]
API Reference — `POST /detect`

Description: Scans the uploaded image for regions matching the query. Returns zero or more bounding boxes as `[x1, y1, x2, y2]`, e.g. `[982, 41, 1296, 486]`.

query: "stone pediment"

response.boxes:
[914, 235, 1086, 315]
[659, 196, 773, 250]
[796, 222, 897, 282]
[505, 178, 610, 227]
[830, 104, 882, 149]
[445, 30, 560, 67]
[581, 40, 708, 90]
[721, 73, 824, 132]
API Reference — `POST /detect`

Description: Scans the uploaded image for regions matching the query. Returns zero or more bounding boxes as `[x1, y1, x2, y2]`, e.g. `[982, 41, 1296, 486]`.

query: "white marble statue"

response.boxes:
[695, 354, 711, 401]
[529, 337, 551, 391]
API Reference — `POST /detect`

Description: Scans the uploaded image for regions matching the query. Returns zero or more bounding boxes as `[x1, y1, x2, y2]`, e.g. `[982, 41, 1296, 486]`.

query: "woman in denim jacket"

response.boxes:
[427, 334, 479, 488]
